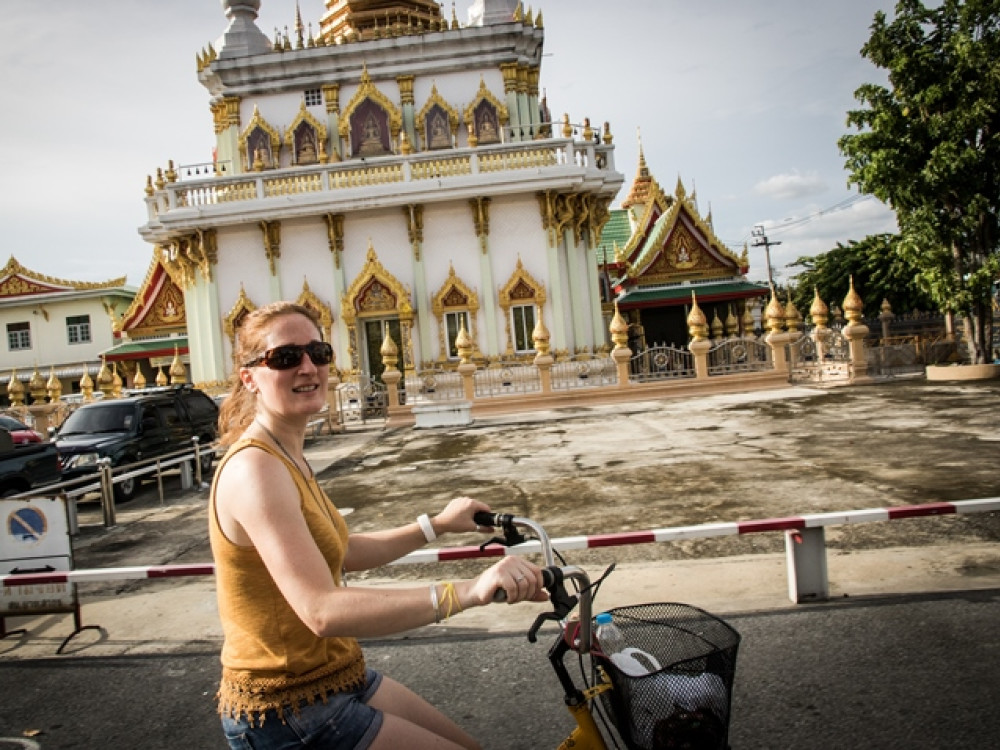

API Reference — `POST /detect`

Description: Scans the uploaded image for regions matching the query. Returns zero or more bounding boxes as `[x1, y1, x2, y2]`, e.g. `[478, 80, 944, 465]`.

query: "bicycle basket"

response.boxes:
[593, 603, 741, 750]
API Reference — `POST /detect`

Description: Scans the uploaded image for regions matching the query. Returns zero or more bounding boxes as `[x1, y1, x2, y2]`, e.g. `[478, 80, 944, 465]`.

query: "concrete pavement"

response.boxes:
[3, 382, 1000, 660]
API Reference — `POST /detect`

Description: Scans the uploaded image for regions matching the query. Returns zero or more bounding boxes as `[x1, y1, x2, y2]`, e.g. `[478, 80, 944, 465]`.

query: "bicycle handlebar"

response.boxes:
[473, 510, 595, 653]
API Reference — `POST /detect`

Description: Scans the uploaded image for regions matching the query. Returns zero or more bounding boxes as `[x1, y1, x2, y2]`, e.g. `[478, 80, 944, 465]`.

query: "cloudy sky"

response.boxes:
[1, 0, 898, 289]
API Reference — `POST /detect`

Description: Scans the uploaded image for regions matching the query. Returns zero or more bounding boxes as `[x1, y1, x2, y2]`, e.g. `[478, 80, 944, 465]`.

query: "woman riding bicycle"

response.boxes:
[209, 301, 547, 749]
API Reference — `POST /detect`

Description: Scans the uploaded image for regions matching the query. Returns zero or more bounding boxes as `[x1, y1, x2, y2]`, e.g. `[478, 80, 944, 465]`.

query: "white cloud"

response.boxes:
[753, 171, 829, 201]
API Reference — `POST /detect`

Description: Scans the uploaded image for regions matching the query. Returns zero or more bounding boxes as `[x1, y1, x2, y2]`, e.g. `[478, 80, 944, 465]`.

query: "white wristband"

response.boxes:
[417, 513, 437, 542]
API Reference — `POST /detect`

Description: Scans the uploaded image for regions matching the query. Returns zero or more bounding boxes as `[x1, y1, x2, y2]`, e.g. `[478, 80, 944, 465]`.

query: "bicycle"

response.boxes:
[473, 511, 742, 750]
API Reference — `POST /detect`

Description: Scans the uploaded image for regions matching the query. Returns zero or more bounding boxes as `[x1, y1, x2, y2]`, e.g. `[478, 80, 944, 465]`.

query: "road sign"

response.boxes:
[1, 496, 75, 616]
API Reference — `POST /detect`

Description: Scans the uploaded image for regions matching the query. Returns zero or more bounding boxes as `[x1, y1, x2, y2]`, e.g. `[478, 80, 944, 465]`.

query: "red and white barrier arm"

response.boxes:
[2, 498, 997, 587]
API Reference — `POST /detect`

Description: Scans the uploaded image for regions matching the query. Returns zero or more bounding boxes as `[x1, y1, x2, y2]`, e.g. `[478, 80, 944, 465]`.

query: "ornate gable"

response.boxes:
[624, 178, 745, 286]
[0, 256, 126, 298]
[116, 255, 186, 337]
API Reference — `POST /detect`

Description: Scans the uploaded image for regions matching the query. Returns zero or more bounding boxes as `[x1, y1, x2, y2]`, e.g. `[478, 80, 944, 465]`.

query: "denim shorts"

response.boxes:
[221, 668, 384, 749]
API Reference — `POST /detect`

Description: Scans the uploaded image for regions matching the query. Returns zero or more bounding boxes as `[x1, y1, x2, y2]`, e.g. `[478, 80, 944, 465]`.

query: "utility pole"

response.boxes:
[751, 225, 781, 289]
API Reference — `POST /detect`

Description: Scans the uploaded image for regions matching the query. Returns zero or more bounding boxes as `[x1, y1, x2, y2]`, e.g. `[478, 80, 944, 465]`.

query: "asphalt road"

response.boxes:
[2, 588, 998, 749]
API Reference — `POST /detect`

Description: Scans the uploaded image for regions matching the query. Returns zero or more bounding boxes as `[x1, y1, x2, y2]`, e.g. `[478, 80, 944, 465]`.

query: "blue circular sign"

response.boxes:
[7, 507, 47, 543]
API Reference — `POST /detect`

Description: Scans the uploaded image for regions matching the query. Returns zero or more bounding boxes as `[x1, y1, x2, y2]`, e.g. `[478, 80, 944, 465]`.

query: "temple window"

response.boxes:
[511, 304, 536, 353]
[304, 88, 323, 107]
[6, 321, 31, 351]
[67, 314, 92, 344]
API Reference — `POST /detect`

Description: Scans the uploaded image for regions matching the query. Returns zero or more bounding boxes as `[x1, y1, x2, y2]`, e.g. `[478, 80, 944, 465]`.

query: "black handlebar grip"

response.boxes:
[491, 566, 561, 603]
[473, 510, 498, 527]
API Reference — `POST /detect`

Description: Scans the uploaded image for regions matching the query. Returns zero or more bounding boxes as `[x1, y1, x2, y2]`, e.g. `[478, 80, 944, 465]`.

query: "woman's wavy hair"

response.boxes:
[217, 301, 323, 445]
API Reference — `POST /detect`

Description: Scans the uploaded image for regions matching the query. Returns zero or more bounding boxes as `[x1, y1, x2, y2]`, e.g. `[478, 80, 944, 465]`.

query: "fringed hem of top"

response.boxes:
[218, 657, 367, 728]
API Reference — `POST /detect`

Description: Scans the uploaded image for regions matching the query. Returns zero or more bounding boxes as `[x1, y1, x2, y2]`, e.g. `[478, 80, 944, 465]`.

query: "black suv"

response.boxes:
[54, 385, 219, 502]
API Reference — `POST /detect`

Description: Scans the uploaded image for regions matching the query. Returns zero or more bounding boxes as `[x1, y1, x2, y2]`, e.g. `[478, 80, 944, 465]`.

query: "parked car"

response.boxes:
[0, 427, 60, 497]
[53, 385, 219, 502]
[0, 415, 43, 444]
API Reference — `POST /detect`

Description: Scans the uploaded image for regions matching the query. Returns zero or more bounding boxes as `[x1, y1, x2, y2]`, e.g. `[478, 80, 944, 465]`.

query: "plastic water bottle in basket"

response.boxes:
[593, 604, 741, 750]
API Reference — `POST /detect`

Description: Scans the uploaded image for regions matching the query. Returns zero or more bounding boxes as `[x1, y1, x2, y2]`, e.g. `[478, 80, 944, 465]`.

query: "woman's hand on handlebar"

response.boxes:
[433, 497, 494, 535]
[468, 557, 549, 606]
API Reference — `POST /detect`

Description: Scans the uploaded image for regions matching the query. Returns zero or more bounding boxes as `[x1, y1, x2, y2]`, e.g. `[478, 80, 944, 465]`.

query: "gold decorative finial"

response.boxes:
[765, 287, 785, 334]
[170, 346, 187, 384]
[531, 316, 551, 357]
[810, 287, 829, 328]
[455, 322, 473, 365]
[155, 366, 168, 387]
[609, 302, 629, 349]
[46, 366, 62, 403]
[79, 365, 94, 402]
[687, 292, 709, 342]
[843, 276, 864, 323]
[7, 370, 25, 406]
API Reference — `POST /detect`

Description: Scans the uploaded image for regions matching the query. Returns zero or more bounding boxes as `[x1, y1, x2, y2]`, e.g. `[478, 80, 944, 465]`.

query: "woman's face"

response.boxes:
[241, 313, 329, 420]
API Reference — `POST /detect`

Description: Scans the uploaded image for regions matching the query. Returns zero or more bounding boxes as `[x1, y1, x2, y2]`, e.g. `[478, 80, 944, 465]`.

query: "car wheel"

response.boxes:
[114, 475, 138, 503]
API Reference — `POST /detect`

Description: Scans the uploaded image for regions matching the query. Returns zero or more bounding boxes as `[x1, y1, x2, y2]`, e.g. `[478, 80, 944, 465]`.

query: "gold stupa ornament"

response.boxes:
[46, 367, 62, 403]
[7, 370, 26, 406]
[455, 322, 473, 365]
[28, 367, 46, 403]
[380, 331, 399, 369]
[169, 346, 187, 384]
[97, 356, 115, 397]
[531, 316, 551, 357]
[765, 288, 785, 334]
[687, 292, 708, 342]
[784, 296, 802, 334]
[843, 276, 864, 323]
[155, 366, 168, 387]
[133, 367, 147, 390]
[79, 365, 95, 402]
[810, 288, 829, 328]
[609, 302, 629, 349]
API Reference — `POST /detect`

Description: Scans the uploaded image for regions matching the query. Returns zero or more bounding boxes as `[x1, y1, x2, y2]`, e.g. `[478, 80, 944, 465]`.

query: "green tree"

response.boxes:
[788, 234, 935, 319]
[839, 0, 1000, 362]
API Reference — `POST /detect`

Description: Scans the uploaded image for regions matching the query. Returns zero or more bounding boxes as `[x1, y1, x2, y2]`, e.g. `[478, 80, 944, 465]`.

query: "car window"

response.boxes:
[158, 403, 183, 428]
[183, 393, 219, 421]
[59, 404, 134, 434]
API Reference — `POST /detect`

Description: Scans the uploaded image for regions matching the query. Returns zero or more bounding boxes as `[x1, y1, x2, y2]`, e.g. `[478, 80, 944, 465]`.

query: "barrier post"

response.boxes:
[179, 458, 193, 490]
[98, 458, 115, 528]
[785, 527, 829, 603]
[192, 436, 202, 486]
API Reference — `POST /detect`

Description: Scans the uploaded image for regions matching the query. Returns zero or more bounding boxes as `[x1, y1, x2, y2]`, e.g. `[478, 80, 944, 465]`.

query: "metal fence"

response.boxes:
[707, 338, 772, 376]
[629, 344, 695, 382]
[789, 330, 851, 383]
[550, 356, 617, 391]
[405, 368, 465, 403]
[473, 362, 541, 397]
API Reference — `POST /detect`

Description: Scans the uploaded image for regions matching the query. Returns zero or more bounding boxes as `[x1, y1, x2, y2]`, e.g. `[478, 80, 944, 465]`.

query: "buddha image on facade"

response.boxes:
[476, 106, 500, 144]
[428, 110, 451, 149]
[295, 125, 319, 164]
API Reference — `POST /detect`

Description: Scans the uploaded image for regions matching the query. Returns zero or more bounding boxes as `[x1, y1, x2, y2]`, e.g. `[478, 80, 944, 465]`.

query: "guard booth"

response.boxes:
[1, 495, 97, 652]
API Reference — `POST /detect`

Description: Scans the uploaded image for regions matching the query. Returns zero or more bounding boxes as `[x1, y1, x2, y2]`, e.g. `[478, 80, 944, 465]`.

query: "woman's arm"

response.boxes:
[343, 496, 487, 572]
[216, 455, 544, 638]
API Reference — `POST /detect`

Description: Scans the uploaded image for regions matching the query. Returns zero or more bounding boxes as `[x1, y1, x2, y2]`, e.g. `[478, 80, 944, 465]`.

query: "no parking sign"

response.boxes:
[1, 496, 75, 616]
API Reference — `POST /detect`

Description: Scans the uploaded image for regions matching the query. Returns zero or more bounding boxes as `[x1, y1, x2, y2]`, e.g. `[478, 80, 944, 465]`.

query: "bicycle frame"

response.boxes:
[474, 512, 611, 749]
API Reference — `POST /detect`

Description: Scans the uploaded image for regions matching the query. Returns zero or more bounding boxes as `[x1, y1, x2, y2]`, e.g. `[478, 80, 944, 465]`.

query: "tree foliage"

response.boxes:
[838, 0, 1000, 362]
[788, 233, 935, 318]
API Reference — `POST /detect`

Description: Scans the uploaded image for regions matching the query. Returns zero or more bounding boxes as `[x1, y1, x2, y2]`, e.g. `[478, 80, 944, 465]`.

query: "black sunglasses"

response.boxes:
[244, 341, 334, 370]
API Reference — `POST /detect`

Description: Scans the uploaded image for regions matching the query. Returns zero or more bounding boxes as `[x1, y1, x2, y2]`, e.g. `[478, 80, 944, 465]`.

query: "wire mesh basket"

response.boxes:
[593, 603, 741, 750]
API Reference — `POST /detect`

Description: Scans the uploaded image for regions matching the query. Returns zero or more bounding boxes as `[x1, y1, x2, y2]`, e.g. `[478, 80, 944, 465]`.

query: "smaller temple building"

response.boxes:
[0, 257, 135, 404]
[597, 150, 768, 350]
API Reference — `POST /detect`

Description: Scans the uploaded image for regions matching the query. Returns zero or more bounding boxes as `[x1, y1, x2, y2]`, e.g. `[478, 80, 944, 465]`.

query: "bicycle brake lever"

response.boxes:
[527, 610, 564, 643]
[478, 536, 508, 552]
[526, 584, 578, 643]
